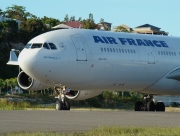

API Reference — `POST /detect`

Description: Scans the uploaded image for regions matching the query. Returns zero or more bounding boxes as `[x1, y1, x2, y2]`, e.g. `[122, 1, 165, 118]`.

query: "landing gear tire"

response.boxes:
[55, 99, 70, 110]
[134, 95, 165, 112]
[55, 100, 63, 110]
[54, 86, 71, 111]
[135, 101, 144, 111]
[63, 100, 70, 110]
[156, 102, 165, 111]
[147, 101, 156, 111]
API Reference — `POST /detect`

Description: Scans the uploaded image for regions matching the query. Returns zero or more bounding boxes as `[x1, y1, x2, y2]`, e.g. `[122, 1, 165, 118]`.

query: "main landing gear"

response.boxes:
[135, 95, 165, 112]
[54, 86, 70, 110]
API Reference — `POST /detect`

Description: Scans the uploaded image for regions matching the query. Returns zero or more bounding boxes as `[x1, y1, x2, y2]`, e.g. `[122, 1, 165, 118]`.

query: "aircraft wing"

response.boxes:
[166, 68, 180, 81]
[6, 51, 19, 65]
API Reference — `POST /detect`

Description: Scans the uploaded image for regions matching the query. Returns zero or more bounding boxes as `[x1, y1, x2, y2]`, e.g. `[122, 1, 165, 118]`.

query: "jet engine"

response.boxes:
[65, 90, 103, 100]
[17, 71, 49, 91]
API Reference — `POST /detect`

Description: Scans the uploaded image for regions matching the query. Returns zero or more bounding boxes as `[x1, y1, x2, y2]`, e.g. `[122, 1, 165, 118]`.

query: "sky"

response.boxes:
[1, 0, 180, 37]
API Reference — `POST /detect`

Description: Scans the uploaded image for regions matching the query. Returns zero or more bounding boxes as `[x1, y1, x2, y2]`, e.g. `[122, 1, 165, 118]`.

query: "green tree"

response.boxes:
[115, 26, 130, 32]
[64, 14, 69, 22]
[70, 16, 75, 21]
[0, 8, 4, 15]
[0, 79, 5, 94]
[81, 19, 97, 29]
[41, 16, 60, 28]
[20, 18, 48, 43]
[4, 5, 26, 21]
[4, 5, 35, 21]
[78, 17, 82, 22]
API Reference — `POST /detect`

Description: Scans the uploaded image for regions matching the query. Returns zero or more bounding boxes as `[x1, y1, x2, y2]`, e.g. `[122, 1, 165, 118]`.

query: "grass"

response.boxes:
[0, 99, 31, 110]
[2, 127, 180, 136]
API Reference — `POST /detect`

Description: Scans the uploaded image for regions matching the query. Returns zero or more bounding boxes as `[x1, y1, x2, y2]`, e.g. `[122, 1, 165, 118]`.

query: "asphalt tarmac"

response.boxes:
[0, 110, 180, 134]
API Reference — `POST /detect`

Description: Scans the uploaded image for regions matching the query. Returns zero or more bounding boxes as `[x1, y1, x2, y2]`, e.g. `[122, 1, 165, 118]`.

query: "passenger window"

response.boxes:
[110, 48, 112, 52]
[25, 43, 32, 49]
[104, 48, 106, 52]
[48, 43, 57, 50]
[119, 49, 121, 53]
[43, 43, 50, 49]
[116, 48, 118, 53]
[166, 51, 168, 55]
[31, 43, 42, 49]
[101, 47, 103, 52]
[113, 48, 115, 52]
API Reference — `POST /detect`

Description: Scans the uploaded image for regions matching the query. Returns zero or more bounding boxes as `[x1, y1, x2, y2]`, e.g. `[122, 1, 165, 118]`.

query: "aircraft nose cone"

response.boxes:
[18, 49, 39, 75]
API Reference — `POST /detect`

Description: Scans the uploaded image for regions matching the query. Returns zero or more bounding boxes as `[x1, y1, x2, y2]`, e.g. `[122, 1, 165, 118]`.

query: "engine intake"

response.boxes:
[17, 71, 49, 91]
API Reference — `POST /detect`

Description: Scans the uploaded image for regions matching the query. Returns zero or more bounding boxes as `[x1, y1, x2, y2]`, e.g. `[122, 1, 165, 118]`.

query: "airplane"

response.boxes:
[7, 28, 180, 111]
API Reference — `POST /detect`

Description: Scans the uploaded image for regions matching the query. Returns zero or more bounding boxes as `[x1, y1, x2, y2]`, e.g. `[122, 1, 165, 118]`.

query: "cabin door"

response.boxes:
[145, 47, 155, 64]
[70, 35, 87, 61]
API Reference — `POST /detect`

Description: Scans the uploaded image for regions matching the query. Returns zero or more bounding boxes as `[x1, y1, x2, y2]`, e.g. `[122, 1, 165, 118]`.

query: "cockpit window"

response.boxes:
[31, 43, 42, 49]
[43, 43, 50, 49]
[25, 43, 32, 49]
[48, 43, 57, 50]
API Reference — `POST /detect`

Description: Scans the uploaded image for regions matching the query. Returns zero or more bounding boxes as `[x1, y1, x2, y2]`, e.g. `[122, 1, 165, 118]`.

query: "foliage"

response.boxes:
[41, 16, 60, 28]
[3, 5, 36, 21]
[81, 18, 97, 29]
[115, 25, 130, 32]
[0, 78, 17, 94]
[63, 14, 69, 22]
[0, 98, 31, 110]
[70, 91, 143, 109]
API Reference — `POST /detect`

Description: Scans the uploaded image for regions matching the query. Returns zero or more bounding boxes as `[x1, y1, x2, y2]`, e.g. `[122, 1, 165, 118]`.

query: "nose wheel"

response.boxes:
[54, 86, 71, 110]
[55, 99, 70, 110]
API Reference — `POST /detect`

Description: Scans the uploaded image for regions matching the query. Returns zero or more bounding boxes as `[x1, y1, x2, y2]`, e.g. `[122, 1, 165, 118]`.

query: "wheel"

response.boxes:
[63, 100, 70, 110]
[135, 101, 144, 111]
[147, 101, 156, 111]
[55, 100, 63, 110]
[156, 102, 165, 111]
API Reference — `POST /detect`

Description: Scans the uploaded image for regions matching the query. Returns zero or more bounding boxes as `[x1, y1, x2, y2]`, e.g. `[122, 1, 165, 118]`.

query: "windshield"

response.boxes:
[25, 43, 32, 49]
[31, 43, 42, 49]
[43, 43, 50, 49]
[48, 43, 57, 50]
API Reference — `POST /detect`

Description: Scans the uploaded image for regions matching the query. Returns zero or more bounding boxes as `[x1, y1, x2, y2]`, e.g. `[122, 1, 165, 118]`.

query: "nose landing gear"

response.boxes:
[135, 95, 165, 112]
[54, 86, 70, 110]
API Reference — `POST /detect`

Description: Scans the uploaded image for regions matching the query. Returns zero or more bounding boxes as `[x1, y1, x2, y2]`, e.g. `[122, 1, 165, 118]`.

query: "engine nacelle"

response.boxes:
[17, 71, 49, 91]
[65, 90, 103, 100]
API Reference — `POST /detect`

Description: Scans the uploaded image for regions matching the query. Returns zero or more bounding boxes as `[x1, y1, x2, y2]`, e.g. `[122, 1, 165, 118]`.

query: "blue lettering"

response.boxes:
[136, 39, 147, 46]
[153, 40, 162, 47]
[93, 36, 105, 43]
[118, 38, 127, 45]
[126, 38, 137, 45]
[102, 36, 109, 44]
[159, 41, 168, 48]
[143, 40, 154, 47]
[93, 36, 169, 48]
[106, 37, 118, 44]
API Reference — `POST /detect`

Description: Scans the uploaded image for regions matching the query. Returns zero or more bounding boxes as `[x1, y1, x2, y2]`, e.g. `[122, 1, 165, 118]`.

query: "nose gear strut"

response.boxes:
[54, 86, 71, 110]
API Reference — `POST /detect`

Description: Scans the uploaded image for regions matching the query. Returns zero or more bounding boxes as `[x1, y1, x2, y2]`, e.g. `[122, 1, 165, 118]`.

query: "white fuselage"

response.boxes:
[18, 29, 180, 95]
